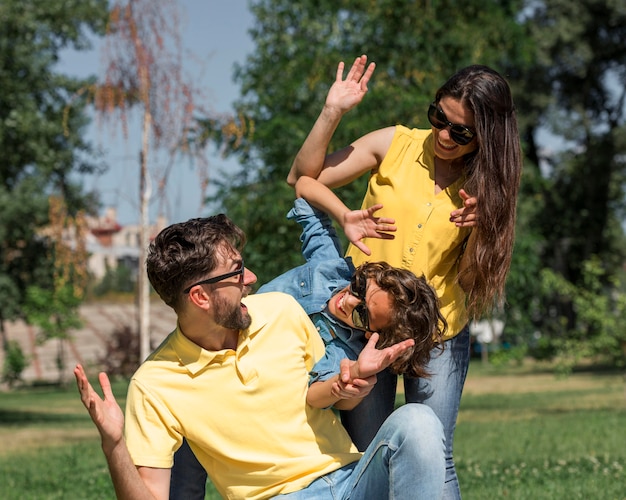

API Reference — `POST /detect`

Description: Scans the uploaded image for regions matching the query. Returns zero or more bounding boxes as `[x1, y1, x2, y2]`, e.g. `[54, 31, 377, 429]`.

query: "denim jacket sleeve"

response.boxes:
[257, 199, 354, 315]
[288, 198, 344, 263]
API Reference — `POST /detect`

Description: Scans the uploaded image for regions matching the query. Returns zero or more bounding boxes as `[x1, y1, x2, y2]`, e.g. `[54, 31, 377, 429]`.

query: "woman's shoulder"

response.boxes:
[383, 125, 432, 156]
[394, 124, 431, 141]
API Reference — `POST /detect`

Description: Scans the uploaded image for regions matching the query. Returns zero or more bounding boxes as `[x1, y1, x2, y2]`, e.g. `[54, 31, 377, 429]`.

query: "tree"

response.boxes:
[202, 0, 626, 368]
[503, 0, 626, 366]
[23, 197, 90, 385]
[201, 0, 531, 287]
[0, 0, 108, 366]
[94, 0, 206, 361]
[516, 0, 626, 283]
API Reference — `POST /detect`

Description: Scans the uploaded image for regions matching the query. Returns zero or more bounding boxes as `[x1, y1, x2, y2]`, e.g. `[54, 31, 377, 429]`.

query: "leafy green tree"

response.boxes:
[202, 0, 626, 369]
[201, 0, 530, 286]
[0, 1, 108, 364]
[503, 0, 626, 365]
[517, 0, 626, 284]
[21, 197, 90, 384]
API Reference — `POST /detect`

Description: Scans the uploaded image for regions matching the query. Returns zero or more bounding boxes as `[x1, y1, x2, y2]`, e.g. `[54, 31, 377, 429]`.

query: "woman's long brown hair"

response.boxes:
[436, 65, 523, 318]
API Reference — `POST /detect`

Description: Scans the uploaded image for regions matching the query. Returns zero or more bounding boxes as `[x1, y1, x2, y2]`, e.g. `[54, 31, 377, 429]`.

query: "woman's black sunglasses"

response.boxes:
[349, 272, 373, 331]
[427, 102, 476, 146]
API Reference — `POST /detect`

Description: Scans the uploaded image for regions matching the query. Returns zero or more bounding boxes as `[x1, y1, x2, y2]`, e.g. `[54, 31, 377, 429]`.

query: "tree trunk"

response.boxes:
[138, 106, 152, 362]
[0, 318, 7, 352]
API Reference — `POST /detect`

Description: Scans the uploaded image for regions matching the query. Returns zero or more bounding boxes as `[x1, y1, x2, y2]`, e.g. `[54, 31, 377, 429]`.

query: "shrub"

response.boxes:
[98, 325, 140, 378]
[2, 340, 28, 388]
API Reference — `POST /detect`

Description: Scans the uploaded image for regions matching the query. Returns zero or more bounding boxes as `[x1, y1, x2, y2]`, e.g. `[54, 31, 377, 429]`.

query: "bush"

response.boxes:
[2, 340, 28, 388]
[93, 264, 135, 296]
[98, 325, 140, 378]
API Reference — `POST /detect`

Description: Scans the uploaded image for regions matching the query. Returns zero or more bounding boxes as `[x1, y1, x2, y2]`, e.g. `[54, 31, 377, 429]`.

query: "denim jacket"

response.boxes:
[258, 198, 368, 382]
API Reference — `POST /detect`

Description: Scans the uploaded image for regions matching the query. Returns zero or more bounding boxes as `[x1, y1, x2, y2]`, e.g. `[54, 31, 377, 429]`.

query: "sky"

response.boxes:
[59, 1, 255, 225]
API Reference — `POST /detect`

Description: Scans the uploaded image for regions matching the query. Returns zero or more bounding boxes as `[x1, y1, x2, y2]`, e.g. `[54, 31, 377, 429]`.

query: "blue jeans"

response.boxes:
[170, 404, 445, 500]
[341, 327, 471, 500]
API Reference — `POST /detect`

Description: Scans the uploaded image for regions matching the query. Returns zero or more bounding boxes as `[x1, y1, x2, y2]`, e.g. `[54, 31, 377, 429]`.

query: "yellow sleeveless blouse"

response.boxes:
[346, 125, 470, 339]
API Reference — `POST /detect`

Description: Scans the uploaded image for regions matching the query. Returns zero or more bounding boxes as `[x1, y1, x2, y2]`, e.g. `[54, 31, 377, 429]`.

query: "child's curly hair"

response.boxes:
[356, 262, 447, 378]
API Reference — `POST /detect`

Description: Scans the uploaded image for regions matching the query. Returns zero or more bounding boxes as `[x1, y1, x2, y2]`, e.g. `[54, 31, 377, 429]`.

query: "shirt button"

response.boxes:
[409, 248, 414, 253]
[417, 224, 422, 228]
[300, 281, 305, 287]
[426, 202, 432, 206]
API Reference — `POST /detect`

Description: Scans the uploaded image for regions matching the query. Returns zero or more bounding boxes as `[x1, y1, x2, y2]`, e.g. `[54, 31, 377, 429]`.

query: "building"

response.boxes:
[86, 208, 167, 281]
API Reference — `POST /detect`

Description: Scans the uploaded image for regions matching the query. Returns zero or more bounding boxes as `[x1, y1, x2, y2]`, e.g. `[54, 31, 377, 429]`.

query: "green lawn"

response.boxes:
[0, 362, 624, 499]
[452, 363, 625, 499]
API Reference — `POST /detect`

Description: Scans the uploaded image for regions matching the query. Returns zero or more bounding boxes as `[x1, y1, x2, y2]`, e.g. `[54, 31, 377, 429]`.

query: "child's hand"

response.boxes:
[351, 333, 415, 380]
[343, 204, 396, 255]
[331, 360, 376, 401]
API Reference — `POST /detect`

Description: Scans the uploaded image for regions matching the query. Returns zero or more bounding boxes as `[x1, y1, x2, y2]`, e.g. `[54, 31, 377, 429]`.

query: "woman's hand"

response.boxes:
[325, 55, 376, 115]
[342, 203, 396, 255]
[450, 189, 477, 227]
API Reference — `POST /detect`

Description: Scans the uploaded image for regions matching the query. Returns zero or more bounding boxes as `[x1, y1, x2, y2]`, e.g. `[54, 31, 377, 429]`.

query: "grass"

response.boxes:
[453, 362, 626, 500]
[0, 362, 624, 499]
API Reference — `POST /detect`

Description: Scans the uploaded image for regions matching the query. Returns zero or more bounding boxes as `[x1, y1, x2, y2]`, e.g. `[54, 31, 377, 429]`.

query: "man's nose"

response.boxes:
[243, 267, 257, 286]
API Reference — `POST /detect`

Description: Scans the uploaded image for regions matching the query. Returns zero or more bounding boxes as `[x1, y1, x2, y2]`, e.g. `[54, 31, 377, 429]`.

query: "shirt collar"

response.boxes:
[170, 296, 268, 375]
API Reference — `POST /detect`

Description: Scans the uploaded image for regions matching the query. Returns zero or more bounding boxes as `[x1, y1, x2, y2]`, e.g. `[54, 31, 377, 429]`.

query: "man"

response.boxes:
[169, 197, 447, 498]
[75, 213, 445, 499]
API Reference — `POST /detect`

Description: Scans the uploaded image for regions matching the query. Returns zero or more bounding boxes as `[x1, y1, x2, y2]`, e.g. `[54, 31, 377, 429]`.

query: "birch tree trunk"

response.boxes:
[138, 102, 152, 362]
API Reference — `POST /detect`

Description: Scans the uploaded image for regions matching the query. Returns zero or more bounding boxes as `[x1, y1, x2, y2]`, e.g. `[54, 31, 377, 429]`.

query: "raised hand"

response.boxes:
[325, 55, 376, 115]
[352, 333, 415, 380]
[330, 333, 415, 401]
[450, 189, 478, 227]
[74, 364, 125, 450]
[342, 203, 396, 256]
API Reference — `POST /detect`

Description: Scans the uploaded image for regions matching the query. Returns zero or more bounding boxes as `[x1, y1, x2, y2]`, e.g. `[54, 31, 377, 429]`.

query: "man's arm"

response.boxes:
[74, 365, 171, 500]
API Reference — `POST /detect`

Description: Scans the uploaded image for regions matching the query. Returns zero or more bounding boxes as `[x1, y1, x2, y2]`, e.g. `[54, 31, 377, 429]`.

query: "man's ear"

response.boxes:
[187, 286, 211, 310]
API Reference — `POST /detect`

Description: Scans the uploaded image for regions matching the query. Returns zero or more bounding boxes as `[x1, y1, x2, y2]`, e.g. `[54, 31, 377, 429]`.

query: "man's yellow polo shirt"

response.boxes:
[124, 292, 360, 500]
[346, 125, 471, 338]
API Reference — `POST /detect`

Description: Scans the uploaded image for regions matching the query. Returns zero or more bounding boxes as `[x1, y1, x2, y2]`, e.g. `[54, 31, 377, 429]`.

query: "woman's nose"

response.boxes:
[439, 127, 453, 141]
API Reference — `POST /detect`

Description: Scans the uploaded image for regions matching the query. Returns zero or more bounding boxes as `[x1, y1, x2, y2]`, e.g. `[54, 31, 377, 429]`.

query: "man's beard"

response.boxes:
[212, 292, 252, 330]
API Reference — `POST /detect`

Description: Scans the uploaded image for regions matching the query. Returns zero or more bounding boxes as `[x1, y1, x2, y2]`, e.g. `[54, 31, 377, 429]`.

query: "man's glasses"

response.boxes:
[183, 260, 245, 294]
[427, 102, 476, 146]
[349, 272, 373, 331]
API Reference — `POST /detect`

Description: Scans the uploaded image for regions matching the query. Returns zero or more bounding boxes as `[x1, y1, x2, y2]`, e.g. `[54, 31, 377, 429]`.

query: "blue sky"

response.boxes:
[59, 1, 255, 225]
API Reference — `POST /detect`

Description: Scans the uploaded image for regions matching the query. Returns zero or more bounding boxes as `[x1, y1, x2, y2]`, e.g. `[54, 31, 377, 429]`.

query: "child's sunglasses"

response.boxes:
[348, 272, 373, 331]
[427, 102, 476, 146]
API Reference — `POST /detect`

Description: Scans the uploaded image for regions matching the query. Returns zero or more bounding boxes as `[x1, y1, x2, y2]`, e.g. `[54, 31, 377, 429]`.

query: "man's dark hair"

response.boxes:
[147, 215, 246, 311]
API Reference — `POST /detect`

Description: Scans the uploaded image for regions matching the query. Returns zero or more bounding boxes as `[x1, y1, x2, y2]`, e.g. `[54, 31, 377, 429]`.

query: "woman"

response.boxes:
[287, 55, 522, 499]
